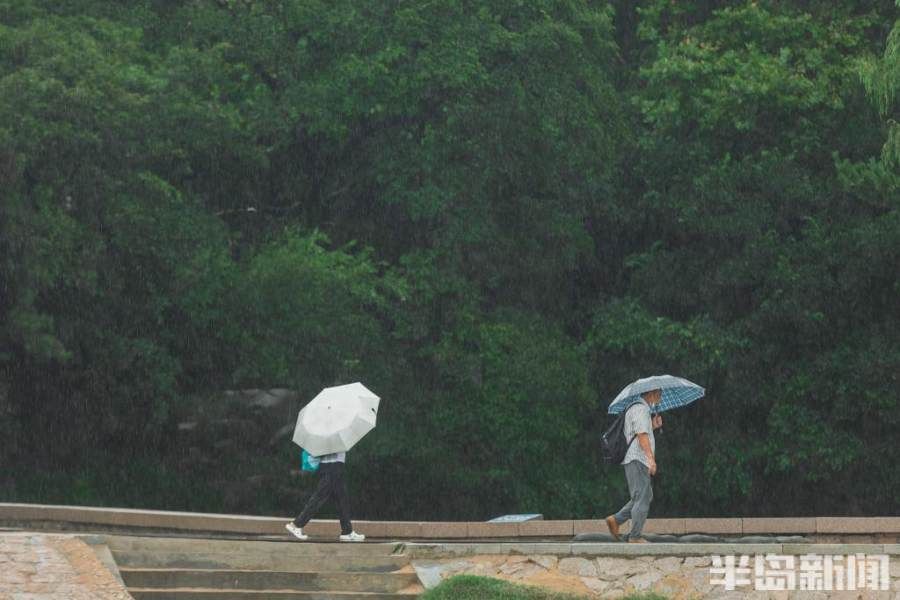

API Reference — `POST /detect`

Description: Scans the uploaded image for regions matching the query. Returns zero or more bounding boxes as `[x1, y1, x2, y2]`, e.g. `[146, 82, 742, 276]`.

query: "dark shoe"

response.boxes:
[605, 516, 621, 541]
[628, 537, 649, 544]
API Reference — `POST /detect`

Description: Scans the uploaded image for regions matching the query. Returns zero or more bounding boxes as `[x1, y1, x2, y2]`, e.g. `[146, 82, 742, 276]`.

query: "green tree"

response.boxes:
[2, 0, 898, 518]
[861, 0, 900, 165]
[0, 6, 234, 471]
[606, 0, 900, 515]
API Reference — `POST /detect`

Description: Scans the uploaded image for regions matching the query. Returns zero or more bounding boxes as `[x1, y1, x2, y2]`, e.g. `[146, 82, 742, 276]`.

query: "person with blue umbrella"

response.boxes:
[604, 375, 704, 543]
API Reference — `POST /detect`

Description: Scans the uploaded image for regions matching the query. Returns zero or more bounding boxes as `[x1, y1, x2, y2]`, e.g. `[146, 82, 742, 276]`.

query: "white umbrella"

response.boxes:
[292, 382, 380, 456]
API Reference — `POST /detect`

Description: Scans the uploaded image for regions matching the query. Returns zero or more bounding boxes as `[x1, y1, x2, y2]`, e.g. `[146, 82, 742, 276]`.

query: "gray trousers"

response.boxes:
[613, 460, 653, 540]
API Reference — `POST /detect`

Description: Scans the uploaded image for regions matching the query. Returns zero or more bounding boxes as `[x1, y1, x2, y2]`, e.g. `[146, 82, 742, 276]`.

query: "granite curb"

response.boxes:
[405, 541, 900, 559]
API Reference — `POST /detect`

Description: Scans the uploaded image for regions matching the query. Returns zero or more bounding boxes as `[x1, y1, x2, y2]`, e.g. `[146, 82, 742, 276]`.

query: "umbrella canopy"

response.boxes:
[292, 382, 380, 456]
[607, 375, 704, 415]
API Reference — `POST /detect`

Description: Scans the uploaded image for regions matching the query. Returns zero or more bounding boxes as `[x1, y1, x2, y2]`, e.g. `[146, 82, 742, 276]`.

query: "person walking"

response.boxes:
[286, 451, 365, 542]
[605, 388, 663, 543]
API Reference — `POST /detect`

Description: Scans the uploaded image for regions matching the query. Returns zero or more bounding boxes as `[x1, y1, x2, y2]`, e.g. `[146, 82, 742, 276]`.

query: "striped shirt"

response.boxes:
[621, 400, 655, 468]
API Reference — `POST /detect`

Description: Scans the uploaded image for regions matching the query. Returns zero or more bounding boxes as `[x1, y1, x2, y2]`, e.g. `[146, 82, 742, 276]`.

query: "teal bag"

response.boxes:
[301, 450, 320, 473]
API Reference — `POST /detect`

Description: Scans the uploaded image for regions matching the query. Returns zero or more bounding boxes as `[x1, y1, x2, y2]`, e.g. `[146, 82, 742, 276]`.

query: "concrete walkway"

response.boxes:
[0, 533, 132, 600]
[2, 504, 899, 542]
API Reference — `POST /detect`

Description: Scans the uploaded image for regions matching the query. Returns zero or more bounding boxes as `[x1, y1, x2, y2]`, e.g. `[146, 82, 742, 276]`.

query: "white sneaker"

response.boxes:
[285, 523, 308, 541]
[339, 531, 365, 542]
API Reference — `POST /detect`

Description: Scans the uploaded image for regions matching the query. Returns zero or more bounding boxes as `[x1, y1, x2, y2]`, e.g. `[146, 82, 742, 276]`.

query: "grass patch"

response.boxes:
[421, 575, 667, 600]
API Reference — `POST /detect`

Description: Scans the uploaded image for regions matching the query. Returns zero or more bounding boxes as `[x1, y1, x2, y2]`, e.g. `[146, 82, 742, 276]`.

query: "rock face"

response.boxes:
[246, 388, 299, 410]
[595, 557, 645, 580]
[559, 557, 598, 577]
[172, 387, 308, 513]
[532, 555, 559, 570]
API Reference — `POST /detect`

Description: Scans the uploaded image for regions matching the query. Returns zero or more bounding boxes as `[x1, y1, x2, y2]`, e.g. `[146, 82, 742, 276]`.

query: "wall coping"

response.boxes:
[1, 503, 898, 538]
[404, 542, 900, 558]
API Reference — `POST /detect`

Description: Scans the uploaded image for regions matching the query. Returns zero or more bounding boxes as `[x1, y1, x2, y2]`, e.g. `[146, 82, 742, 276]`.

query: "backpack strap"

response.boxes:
[622, 402, 642, 449]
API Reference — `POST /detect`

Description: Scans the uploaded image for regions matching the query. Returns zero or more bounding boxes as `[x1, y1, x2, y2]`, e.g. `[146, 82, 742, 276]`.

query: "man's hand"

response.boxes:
[652, 414, 663, 430]
[648, 458, 657, 476]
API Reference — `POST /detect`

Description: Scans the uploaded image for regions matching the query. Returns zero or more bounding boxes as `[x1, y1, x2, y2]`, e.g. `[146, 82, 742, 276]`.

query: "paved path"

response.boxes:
[3, 503, 899, 542]
[0, 533, 131, 600]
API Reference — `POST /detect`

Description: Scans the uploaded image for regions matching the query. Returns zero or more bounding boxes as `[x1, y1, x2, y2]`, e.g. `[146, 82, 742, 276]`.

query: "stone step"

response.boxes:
[120, 569, 419, 593]
[127, 589, 418, 600]
[113, 551, 410, 573]
[105, 535, 404, 558]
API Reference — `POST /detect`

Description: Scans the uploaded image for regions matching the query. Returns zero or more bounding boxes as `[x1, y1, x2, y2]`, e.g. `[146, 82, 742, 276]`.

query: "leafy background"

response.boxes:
[1, 0, 898, 520]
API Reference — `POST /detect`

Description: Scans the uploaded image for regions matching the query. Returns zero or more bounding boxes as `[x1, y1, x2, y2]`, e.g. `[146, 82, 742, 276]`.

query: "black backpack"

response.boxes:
[601, 403, 640, 465]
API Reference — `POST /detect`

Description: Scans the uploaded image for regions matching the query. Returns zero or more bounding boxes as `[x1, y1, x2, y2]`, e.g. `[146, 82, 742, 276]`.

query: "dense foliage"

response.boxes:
[1, 0, 897, 519]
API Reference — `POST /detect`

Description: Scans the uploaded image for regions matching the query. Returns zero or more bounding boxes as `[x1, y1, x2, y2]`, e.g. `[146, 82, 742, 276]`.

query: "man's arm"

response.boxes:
[636, 433, 657, 476]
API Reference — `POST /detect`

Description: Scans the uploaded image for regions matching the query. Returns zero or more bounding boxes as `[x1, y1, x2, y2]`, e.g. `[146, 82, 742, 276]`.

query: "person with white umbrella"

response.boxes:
[604, 375, 704, 543]
[285, 383, 379, 543]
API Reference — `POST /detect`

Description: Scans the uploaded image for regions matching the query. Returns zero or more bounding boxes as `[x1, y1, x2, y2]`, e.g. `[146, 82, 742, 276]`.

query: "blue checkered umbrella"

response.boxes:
[607, 375, 705, 415]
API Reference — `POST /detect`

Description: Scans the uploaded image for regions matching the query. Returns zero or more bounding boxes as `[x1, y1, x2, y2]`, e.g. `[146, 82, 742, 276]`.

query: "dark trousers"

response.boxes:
[293, 462, 353, 535]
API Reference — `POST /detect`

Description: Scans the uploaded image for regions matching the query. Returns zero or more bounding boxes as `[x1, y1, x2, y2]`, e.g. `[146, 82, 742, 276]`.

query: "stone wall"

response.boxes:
[412, 553, 900, 599]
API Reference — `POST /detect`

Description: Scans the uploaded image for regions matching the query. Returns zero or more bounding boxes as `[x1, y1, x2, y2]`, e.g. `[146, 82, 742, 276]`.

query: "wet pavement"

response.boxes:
[0, 533, 131, 600]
